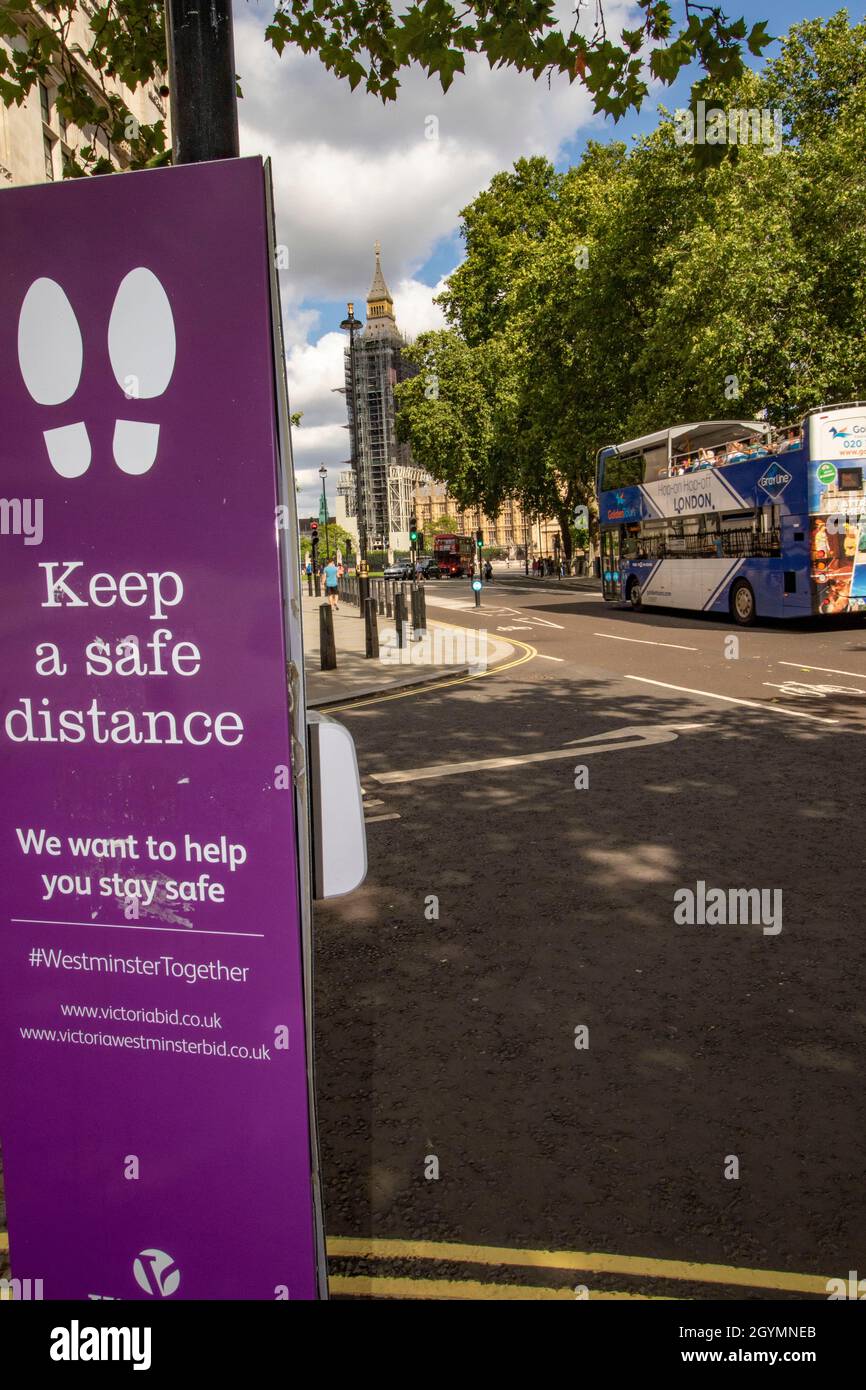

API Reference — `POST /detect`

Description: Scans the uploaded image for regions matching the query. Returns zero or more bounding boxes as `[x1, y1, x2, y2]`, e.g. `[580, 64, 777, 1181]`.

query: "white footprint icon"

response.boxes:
[108, 267, 176, 475]
[18, 277, 91, 477]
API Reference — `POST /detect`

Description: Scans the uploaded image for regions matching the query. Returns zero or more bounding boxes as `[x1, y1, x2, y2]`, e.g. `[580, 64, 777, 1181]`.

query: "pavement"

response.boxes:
[302, 586, 518, 707]
[315, 572, 866, 1300]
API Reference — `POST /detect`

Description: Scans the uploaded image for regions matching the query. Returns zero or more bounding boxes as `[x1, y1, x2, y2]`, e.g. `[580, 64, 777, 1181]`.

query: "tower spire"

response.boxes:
[367, 242, 394, 321]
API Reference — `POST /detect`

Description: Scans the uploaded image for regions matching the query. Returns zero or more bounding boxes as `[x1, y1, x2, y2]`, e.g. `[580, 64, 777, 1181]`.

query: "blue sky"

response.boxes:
[233, 1, 851, 512]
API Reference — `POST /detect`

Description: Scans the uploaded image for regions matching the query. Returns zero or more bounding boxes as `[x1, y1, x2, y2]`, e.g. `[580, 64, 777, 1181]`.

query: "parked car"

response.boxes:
[415, 558, 441, 580]
[383, 560, 414, 580]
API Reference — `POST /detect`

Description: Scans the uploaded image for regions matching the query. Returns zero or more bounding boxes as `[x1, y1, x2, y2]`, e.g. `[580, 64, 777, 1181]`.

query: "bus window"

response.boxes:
[602, 452, 644, 489]
[642, 445, 669, 483]
[622, 527, 639, 559]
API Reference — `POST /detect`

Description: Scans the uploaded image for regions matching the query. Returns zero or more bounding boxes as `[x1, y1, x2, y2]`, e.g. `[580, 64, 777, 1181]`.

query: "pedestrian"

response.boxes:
[484, 559, 493, 582]
[323, 557, 339, 609]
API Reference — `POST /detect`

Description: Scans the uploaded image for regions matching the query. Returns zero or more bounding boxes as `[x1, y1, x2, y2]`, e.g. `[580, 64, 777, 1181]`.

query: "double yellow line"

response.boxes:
[324, 630, 537, 713]
[0, 1228, 829, 1299]
[326, 1236, 831, 1301]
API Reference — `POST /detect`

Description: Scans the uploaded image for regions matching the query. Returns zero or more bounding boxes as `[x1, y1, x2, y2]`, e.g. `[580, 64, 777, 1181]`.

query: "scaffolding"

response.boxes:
[344, 335, 418, 550]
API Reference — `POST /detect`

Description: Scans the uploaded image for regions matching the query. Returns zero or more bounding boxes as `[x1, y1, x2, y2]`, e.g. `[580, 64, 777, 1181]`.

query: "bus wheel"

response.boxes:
[730, 579, 756, 626]
[627, 578, 642, 610]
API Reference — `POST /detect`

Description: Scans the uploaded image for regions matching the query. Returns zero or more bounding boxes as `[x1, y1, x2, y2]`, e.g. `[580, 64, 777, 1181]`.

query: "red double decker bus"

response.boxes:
[433, 533, 474, 577]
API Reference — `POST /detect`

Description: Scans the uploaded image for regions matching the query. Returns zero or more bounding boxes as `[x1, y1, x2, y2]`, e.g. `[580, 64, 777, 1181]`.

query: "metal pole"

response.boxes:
[164, 0, 239, 164]
[320, 475, 328, 561]
[341, 304, 367, 569]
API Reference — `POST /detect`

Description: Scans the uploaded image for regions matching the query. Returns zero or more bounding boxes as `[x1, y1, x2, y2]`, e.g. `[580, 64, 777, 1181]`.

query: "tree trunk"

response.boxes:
[557, 509, 573, 570]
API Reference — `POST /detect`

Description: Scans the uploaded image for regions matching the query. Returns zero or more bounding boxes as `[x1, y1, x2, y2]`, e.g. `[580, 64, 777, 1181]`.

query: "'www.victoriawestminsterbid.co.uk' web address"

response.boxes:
[19, 947, 269, 1060]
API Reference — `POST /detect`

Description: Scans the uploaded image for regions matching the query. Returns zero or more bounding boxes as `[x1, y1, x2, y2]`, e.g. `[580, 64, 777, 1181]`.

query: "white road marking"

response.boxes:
[594, 632, 698, 651]
[364, 812, 401, 823]
[764, 682, 866, 697]
[624, 675, 840, 724]
[496, 606, 565, 629]
[777, 661, 866, 680]
[538, 654, 565, 662]
[372, 724, 701, 784]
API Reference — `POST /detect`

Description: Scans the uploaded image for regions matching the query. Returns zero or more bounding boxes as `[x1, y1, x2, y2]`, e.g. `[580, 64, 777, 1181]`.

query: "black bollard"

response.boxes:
[364, 597, 379, 659]
[394, 591, 407, 648]
[411, 583, 424, 639]
[385, 580, 393, 618]
[402, 583, 414, 640]
[306, 571, 313, 597]
[359, 575, 370, 617]
[314, 569, 321, 597]
[319, 602, 337, 670]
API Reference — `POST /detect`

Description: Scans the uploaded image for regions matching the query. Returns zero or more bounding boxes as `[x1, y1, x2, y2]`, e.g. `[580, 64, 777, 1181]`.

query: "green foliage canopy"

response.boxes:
[1, 1, 772, 173]
[395, 14, 866, 561]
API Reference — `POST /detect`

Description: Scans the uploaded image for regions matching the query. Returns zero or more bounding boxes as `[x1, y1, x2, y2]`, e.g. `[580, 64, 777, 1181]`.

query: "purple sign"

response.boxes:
[0, 158, 322, 1298]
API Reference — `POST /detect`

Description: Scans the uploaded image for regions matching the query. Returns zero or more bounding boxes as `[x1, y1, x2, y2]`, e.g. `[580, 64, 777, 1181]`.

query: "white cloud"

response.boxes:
[232, 0, 646, 514]
[234, 4, 644, 305]
[393, 275, 449, 340]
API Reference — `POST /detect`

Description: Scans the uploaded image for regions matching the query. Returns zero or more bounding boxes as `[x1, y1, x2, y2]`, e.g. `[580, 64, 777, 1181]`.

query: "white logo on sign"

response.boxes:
[17, 268, 176, 479]
[133, 1248, 180, 1297]
[758, 464, 792, 496]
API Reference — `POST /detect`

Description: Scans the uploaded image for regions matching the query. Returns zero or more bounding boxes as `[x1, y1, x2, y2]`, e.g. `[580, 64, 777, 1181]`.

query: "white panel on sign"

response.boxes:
[307, 712, 367, 899]
[810, 409, 866, 461]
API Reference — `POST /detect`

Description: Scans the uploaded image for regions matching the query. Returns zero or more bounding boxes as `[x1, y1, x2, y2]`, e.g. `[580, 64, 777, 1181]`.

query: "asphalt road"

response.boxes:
[314, 574, 866, 1300]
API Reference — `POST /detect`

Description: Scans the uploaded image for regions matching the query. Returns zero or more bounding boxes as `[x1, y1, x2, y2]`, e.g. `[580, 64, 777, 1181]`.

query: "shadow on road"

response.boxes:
[314, 672, 866, 1295]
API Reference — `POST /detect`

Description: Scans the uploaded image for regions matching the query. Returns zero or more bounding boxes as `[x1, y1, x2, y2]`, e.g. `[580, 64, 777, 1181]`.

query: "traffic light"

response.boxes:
[417, 531, 424, 553]
[475, 529, 483, 548]
[409, 515, 418, 544]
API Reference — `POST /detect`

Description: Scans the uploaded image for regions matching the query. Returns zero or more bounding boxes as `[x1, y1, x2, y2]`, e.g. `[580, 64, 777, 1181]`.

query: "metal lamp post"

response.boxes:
[319, 465, 330, 561]
[339, 302, 367, 571]
[164, 0, 239, 164]
[339, 303, 366, 569]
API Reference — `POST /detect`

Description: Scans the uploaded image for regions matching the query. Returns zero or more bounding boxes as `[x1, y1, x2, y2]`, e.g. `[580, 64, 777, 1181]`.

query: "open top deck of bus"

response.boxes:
[595, 403, 866, 621]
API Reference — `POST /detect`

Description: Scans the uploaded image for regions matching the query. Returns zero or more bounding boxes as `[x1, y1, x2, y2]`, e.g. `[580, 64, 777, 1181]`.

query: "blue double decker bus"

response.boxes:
[596, 403, 866, 623]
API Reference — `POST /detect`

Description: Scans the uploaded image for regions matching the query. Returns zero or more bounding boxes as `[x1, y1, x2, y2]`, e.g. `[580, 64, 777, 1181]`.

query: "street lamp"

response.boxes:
[339, 301, 367, 571]
[318, 464, 330, 562]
